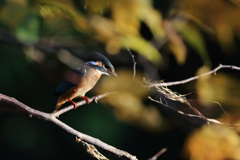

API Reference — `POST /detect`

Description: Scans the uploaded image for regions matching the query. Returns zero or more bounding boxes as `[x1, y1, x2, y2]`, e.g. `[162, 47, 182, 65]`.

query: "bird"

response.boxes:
[53, 52, 117, 112]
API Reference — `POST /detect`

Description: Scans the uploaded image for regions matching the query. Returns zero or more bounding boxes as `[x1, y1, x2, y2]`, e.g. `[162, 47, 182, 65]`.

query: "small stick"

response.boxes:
[127, 47, 136, 79]
[148, 148, 167, 160]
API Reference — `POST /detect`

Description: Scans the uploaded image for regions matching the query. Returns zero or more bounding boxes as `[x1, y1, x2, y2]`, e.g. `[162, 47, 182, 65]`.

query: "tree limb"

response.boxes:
[146, 64, 240, 125]
[0, 93, 138, 160]
[148, 64, 240, 88]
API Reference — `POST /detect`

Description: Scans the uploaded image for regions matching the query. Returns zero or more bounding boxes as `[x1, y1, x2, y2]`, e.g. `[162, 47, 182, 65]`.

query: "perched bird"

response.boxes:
[53, 52, 117, 112]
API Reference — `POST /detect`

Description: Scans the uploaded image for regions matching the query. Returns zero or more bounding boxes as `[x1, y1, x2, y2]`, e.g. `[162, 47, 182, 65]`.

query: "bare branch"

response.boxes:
[148, 96, 221, 124]
[148, 64, 240, 88]
[0, 93, 137, 160]
[145, 78, 211, 124]
[52, 92, 116, 117]
[127, 48, 136, 79]
[146, 64, 240, 125]
[148, 148, 167, 160]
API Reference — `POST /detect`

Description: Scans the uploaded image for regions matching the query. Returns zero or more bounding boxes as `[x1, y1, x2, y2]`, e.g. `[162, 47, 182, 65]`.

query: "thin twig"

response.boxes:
[127, 48, 136, 79]
[148, 148, 167, 160]
[145, 78, 211, 124]
[0, 93, 137, 160]
[148, 64, 240, 88]
[148, 97, 221, 124]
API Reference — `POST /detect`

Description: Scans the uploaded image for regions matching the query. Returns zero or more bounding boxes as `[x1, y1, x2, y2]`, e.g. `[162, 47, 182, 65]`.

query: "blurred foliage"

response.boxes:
[184, 124, 240, 160]
[197, 70, 240, 109]
[0, 0, 164, 63]
[1, 0, 240, 160]
[179, 0, 240, 52]
[95, 69, 163, 132]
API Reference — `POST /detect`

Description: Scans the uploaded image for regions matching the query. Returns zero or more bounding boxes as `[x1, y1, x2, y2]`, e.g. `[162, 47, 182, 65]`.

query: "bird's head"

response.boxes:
[87, 52, 117, 77]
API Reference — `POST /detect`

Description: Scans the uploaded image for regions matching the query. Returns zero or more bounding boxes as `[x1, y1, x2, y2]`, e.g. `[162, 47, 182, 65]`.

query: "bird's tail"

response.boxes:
[53, 97, 61, 112]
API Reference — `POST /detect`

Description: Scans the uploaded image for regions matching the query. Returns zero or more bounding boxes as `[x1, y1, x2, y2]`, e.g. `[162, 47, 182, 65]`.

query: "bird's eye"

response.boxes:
[103, 65, 111, 71]
[105, 65, 109, 69]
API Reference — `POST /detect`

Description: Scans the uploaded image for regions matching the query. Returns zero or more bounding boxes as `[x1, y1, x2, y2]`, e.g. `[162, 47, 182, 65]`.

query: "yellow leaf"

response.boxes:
[184, 124, 240, 160]
[164, 20, 186, 64]
[121, 35, 162, 64]
[179, 23, 211, 66]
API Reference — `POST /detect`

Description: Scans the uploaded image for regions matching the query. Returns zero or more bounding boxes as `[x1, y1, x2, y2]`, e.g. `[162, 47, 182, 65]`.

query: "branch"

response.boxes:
[148, 97, 221, 124]
[0, 93, 137, 160]
[148, 148, 167, 160]
[127, 48, 136, 79]
[52, 92, 116, 117]
[148, 64, 240, 88]
[145, 64, 240, 125]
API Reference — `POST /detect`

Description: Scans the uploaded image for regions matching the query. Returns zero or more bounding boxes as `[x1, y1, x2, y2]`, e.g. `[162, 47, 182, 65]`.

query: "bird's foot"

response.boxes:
[81, 96, 90, 104]
[68, 99, 78, 109]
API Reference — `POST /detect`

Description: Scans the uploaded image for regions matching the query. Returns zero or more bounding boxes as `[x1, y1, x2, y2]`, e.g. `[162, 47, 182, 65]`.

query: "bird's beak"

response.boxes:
[104, 72, 110, 76]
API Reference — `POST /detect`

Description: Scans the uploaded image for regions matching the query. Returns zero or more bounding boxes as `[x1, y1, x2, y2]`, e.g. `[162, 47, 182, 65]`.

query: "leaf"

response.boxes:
[136, 0, 164, 37]
[16, 13, 40, 43]
[121, 35, 162, 64]
[163, 20, 187, 64]
[185, 124, 240, 160]
[0, 3, 28, 29]
[179, 23, 211, 66]
[37, 0, 89, 32]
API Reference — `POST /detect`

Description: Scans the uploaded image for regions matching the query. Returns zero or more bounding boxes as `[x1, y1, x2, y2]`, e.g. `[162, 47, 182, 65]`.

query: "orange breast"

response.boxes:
[77, 68, 101, 95]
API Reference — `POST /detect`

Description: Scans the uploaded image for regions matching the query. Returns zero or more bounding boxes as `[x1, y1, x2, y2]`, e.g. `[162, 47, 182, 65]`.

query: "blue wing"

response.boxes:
[53, 66, 87, 96]
[53, 81, 76, 96]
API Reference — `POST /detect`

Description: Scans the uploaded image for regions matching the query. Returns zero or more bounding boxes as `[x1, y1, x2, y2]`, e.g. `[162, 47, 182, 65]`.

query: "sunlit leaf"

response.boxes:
[16, 13, 40, 43]
[83, 0, 110, 14]
[163, 20, 186, 64]
[178, 23, 211, 66]
[137, 0, 164, 37]
[196, 70, 240, 109]
[111, 0, 140, 35]
[0, 3, 28, 29]
[180, 0, 240, 53]
[184, 124, 240, 160]
[121, 35, 161, 64]
[37, 0, 89, 32]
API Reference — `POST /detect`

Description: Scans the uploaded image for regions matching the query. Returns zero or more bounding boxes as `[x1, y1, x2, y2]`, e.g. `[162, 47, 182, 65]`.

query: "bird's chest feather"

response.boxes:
[74, 69, 101, 95]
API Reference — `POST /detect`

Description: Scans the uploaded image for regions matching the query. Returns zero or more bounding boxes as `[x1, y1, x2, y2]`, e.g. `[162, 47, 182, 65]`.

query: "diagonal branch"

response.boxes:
[148, 148, 167, 160]
[0, 93, 137, 160]
[148, 64, 240, 88]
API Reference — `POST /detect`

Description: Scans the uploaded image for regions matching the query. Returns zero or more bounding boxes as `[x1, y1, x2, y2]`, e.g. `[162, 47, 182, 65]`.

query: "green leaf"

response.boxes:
[180, 24, 211, 66]
[121, 35, 162, 64]
[16, 13, 40, 43]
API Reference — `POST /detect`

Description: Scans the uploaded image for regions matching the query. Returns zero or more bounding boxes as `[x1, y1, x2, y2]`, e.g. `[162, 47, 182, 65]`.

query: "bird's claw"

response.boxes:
[94, 96, 99, 103]
[81, 96, 91, 104]
[68, 99, 78, 109]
